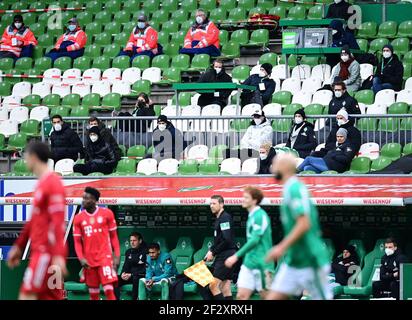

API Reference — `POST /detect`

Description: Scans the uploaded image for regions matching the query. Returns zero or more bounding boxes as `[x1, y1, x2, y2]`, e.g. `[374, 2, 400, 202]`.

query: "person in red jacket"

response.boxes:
[0, 15, 38, 60]
[45, 18, 87, 62]
[118, 14, 162, 61]
[179, 9, 220, 57]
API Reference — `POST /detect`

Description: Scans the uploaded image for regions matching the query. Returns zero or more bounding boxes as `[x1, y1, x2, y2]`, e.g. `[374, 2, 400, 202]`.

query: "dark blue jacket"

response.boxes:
[242, 74, 276, 105]
[330, 20, 359, 49]
[323, 141, 355, 173]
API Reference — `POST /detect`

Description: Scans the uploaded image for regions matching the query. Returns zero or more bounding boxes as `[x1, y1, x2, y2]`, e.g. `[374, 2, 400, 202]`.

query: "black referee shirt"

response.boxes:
[210, 210, 236, 258]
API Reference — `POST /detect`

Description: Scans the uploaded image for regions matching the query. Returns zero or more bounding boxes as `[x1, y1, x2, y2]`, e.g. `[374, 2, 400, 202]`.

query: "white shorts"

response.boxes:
[236, 265, 272, 292]
[270, 263, 333, 300]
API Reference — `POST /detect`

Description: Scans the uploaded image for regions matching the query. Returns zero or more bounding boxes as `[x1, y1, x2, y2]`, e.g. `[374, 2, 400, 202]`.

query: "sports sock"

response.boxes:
[213, 293, 224, 300]
[89, 288, 100, 300]
[103, 284, 117, 300]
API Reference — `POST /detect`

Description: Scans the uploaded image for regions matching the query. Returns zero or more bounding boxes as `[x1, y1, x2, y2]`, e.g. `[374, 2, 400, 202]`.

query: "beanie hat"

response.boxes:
[294, 108, 306, 119]
[336, 127, 348, 139]
[157, 115, 168, 123]
[383, 44, 394, 53]
[88, 125, 100, 136]
[340, 45, 351, 55]
[260, 63, 273, 75]
[337, 108, 348, 120]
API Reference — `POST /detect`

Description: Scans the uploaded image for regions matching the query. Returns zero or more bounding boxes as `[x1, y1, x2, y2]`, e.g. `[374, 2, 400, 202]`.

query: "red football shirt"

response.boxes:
[15, 172, 67, 258]
[73, 207, 119, 267]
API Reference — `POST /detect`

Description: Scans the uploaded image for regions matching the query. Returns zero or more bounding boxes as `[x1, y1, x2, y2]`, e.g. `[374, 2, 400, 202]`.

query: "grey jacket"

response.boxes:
[331, 59, 362, 92]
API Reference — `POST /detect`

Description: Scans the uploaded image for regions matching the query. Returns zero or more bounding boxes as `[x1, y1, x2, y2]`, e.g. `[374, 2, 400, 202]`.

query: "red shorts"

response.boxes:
[20, 252, 65, 300]
[84, 261, 118, 288]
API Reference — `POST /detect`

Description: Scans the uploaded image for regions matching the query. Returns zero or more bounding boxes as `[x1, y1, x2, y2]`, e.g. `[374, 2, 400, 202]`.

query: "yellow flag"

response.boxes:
[184, 260, 215, 287]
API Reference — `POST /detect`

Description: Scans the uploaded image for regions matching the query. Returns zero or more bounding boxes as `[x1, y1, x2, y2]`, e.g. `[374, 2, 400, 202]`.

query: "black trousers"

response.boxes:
[372, 280, 400, 299]
[197, 94, 227, 108]
[73, 162, 115, 175]
[114, 274, 144, 300]
[225, 148, 259, 160]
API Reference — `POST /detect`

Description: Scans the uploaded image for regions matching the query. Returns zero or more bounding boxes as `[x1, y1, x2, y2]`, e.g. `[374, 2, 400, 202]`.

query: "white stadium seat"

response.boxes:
[62, 68, 81, 85]
[221, 104, 238, 116]
[47, 158, 55, 171]
[30, 106, 49, 121]
[325, 65, 337, 85]
[314, 118, 326, 132]
[12, 82, 31, 98]
[315, 143, 325, 151]
[281, 77, 301, 92]
[263, 103, 282, 116]
[0, 119, 19, 137]
[52, 84, 71, 97]
[221, 158, 241, 175]
[291, 64, 311, 80]
[311, 64, 331, 82]
[2, 95, 21, 111]
[271, 64, 289, 80]
[358, 103, 368, 114]
[161, 105, 179, 117]
[102, 68, 122, 85]
[191, 93, 200, 106]
[54, 158, 75, 176]
[122, 67, 141, 84]
[250, 64, 261, 75]
[312, 90, 333, 105]
[241, 158, 258, 174]
[187, 144, 209, 161]
[366, 103, 387, 114]
[91, 81, 111, 96]
[358, 142, 380, 160]
[82, 68, 101, 85]
[396, 89, 412, 104]
[112, 80, 131, 95]
[0, 106, 8, 121]
[292, 91, 312, 106]
[142, 67, 162, 83]
[374, 89, 395, 106]
[242, 103, 261, 116]
[137, 158, 158, 175]
[158, 158, 179, 175]
[181, 105, 201, 131]
[72, 83, 91, 97]
[301, 77, 322, 93]
[9, 106, 29, 124]
[405, 77, 412, 90]
[43, 68, 61, 85]
[201, 104, 221, 132]
[360, 63, 374, 81]
[32, 82, 51, 98]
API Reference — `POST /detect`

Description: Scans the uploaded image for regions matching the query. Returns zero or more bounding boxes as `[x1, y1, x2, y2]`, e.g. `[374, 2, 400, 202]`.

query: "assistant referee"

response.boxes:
[205, 195, 237, 300]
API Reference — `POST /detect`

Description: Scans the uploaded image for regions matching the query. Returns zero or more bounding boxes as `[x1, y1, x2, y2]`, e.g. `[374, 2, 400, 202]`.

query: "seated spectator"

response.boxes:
[118, 93, 155, 133]
[151, 115, 184, 160]
[50, 115, 84, 162]
[45, 18, 87, 62]
[138, 243, 177, 300]
[370, 44, 404, 94]
[257, 143, 276, 174]
[331, 245, 359, 286]
[118, 14, 161, 61]
[327, 19, 359, 66]
[0, 15, 37, 60]
[114, 232, 148, 300]
[298, 128, 355, 173]
[226, 109, 273, 160]
[326, 0, 352, 21]
[369, 154, 412, 174]
[73, 126, 118, 175]
[331, 46, 361, 93]
[328, 81, 361, 127]
[285, 109, 317, 159]
[87, 117, 122, 161]
[324, 108, 361, 154]
[197, 59, 232, 108]
[372, 238, 407, 300]
[179, 9, 220, 57]
[240, 63, 276, 107]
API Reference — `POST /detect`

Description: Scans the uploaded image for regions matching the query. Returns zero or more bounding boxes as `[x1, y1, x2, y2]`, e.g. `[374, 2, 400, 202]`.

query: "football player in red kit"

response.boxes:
[73, 187, 120, 300]
[7, 141, 67, 300]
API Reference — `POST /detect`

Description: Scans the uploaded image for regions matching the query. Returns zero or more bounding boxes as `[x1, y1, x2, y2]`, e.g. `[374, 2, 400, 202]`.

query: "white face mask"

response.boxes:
[196, 16, 203, 24]
[14, 23, 22, 29]
[385, 248, 395, 256]
[337, 119, 346, 126]
[258, 70, 266, 78]
[383, 51, 392, 59]
[68, 24, 76, 32]
[254, 118, 262, 125]
[332, 29, 338, 35]
[334, 0, 342, 3]
[158, 124, 167, 131]
[53, 123, 62, 132]
[89, 135, 98, 143]
[137, 22, 146, 29]
[259, 153, 268, 160]
[214, 67, 221, 74]
[334, 90, 343, 98]
[294, 117, 303, 125]
[341, 54, 349, 62]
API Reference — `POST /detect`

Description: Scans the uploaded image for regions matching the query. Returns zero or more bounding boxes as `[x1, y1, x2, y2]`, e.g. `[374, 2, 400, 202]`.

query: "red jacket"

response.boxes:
[184, 20, 219, 49]
[0, 25, 38, 57]
[55, 27, 87, 51]
[125, 26, 158, 53]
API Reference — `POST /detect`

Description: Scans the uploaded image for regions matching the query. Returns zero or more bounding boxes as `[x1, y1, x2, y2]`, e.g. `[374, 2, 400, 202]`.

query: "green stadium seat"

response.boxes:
[151, 9, 169, 24]
[156, 67, 181, 85]
[193, 237, 214, 264]
[403, 62, 412, 80]
[94, 32, 112, 46]
[162, 0, 178, 11]
[286, 5, 306, 20]
[259, 52, 278, 66]
[38, 34, 55, 47]
[178, 159, 198, 175]
[30, 23, 46, 39]
[272, 119, 291, 133]
[219, 29, 229, 46]
[171, 9, 189, 24]
[95, 11, 112, 24]
[279, 54, 298, 67]
[283, 103, 303, 115]
[71, 57, 90, 72]
[230, 29, 249, 46]
[42, 94, 61, 108]
[86, 0, 103, 14]
[0, 82, 12, 97]
[257, 0, 275, 10]
[249, 7, 267, 15]
[115, 158, 137, 174]
[301, 56, 320, 67]
[171, 54, 190, 71]
[307, 5, 323, 19]
[400, 118, 412, 130]
[157, 31, 170, 46]
[20, 119, 40, 138]
[114, 32, 129, 46]
[181, 0, 197, 11]
[245, 29, 269, 47]
[305, 103, 324, 115]
[357, 22, 378, 39]
[218, 42, 240, 59]
[50, 106, 71, 118]
[356, 118, 377, 131]
[0, 58, 14, 71]
[377, 117, 399, 132]
[151, 237, 169, 253]
[220, 0, 237, 10]
[198, 159, 220, 175]
[26, 68, 41, 84]
[403, 143, 412, 156]
[127, 145, 146, 160]
[388, 102, 408, 114]
[170, 237, 195, 274]
[82, 93, 101, 108]
[34, 57, 52, 72]
[132, 55, 151, 70]
[321, 170, 338, 174]
[356, 39, 369, 53]
[114, 11, 130, 24]
[349, 157, 371, 174]
[0, 133, 28, 153]
[397, 20, 412, 38]
[199, 0, 216, 11]
[370, 156, 392, 171]
[348, 239, 367, 266]
[162, 43, 179, 57]
[77, 11, 93, 26]
[368, 38, 389, 54]
[151, 54, 170, 70]
[227, 8, 247, 22]
[92, 56, 111, 70]
[238, 0, 255, 10]
[103, 44, 121, 59]
[354, 90, 374, 105]
[208, 144, 228, 163]
[118, 144, 127, 157]
[84, 45, 101, 59]
[100, 93, 121, 111]
[22, 94, 41, 108]
[376, 21, 398, 38]
[85, 22, 102, 35]
[188, 54, 210, 71]
[62, 93, 81, 108]
[112, 56, 130, 71]
[70, 105, 89, 117]
[161, 20, 179, 34]
[131, 80, 151, 95]
[15, 58, 33, 72]
[211, 8, 227, 23]
[231, 65, 250, 83]
[11, 159, 31, 176]
[380, 143, 402, 161]
[54, 57, 72, 71]
[269, 7, 287, 19]
[104, 21, 122, 35]
[272, 91, 292, 105]
[391, 37, 410, 55]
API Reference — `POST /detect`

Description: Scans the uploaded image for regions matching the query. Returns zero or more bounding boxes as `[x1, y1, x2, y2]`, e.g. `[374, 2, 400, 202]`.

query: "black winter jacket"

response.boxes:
[326, 1, 352, 21]
[198, 68, 232, 105]
[323, 141, 356, 173]
[285, 121, 317, 158]
[85, 138, 118, 168]
[241, 74, 276, 106]
[87, 123, 122, 161]
[50, 123, 84, 162]
[257, 147, 277, 174]
[379, 249, 407, 282]
[325, 121, 362, 154]
[121, 242, 148, 277]
[328, 91, 361, 127]
[152, 122, 184, 158]
[375, 54, 404, 92]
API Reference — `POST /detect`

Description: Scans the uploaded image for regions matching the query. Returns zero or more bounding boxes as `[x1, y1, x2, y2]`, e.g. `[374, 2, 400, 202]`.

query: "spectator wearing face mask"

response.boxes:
[49, 114, 84, 162]
[285, 109, 317, 159]
[326, 0, 352, 21]
[240, 63, 276, 107]
[179, 9, 220, 57]
[45, 18, 87, 62]
[197, 59, 232, 108]
[0, 14, 38, 60]
[151, 115, 184, 160]
[331, 46, 361, 93]
[73, 126, 118, 175]
[372, 238, 407, 300]
[331, 245, 359, 286]
[118, 93, 155, 133]
[328, 81, 360, 127]
[87, 117, 122, 161]
[118, 14, 162, 61]
[370, 44, 404, 94]
[257, 143, 277, 174]
[298, 128, 355, 173]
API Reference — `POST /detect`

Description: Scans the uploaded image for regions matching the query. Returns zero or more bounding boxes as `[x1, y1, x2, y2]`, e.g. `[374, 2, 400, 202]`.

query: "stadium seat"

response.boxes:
[198, 159, 220, 175]
[9, 107, 29, 124]
[158, 159, 179, 175]
[0, 132, 27, 152]
[230, 29, 249, 46]
[231, 65, 250, 83]
[193, 237, 214, 264]
[137, 158, 158, 175]
[370, 156, 392, 171]
[20, 119, 40, 138]
[263, 103, 282, 116]
[11, 159, 31, 176]
[12, 82, 31, 98]
[220, 158, 241, 175]
[286, 5, 306, 20]
[171, 54, 190, 71]
[178, 159, 198, 175]
[356, 38, 369, 53]
[115, 158, 137, 174]
[271, 64, 289, 80]
[241, 158, 258, 174]
[187, 145, 208, 161]
[302, 78, 322, 93]
[376, 21, 398, 38]
[188, 54, 210, 71]
[357, 21, 378, 39]
[54, 57, 72, 71]
[374, 89, 395, 105]
[291, 64, 311, 80]
[246, 29, 269, 47]
[292, 91, 312, 106]
[208, 145, 228, 163]
[269, 6, 287, 19]
[368, 38, 389, 54]
[349, 157, 371, 174]
[259, 52, 278, 66]
[142, 67, 162, 83]
[281, 77, 301, 92]
[22, 94, 41, 109]
[218, 42, 240, 60]
[54, 158, 75, 176]
[380, 143, 402, 161]
[170, 237, 194, 274]
[397, 20, 412, 37]
[355, 89, 374, 105]
[43, 68, 62, 85]
[391, 37, 410, 55]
